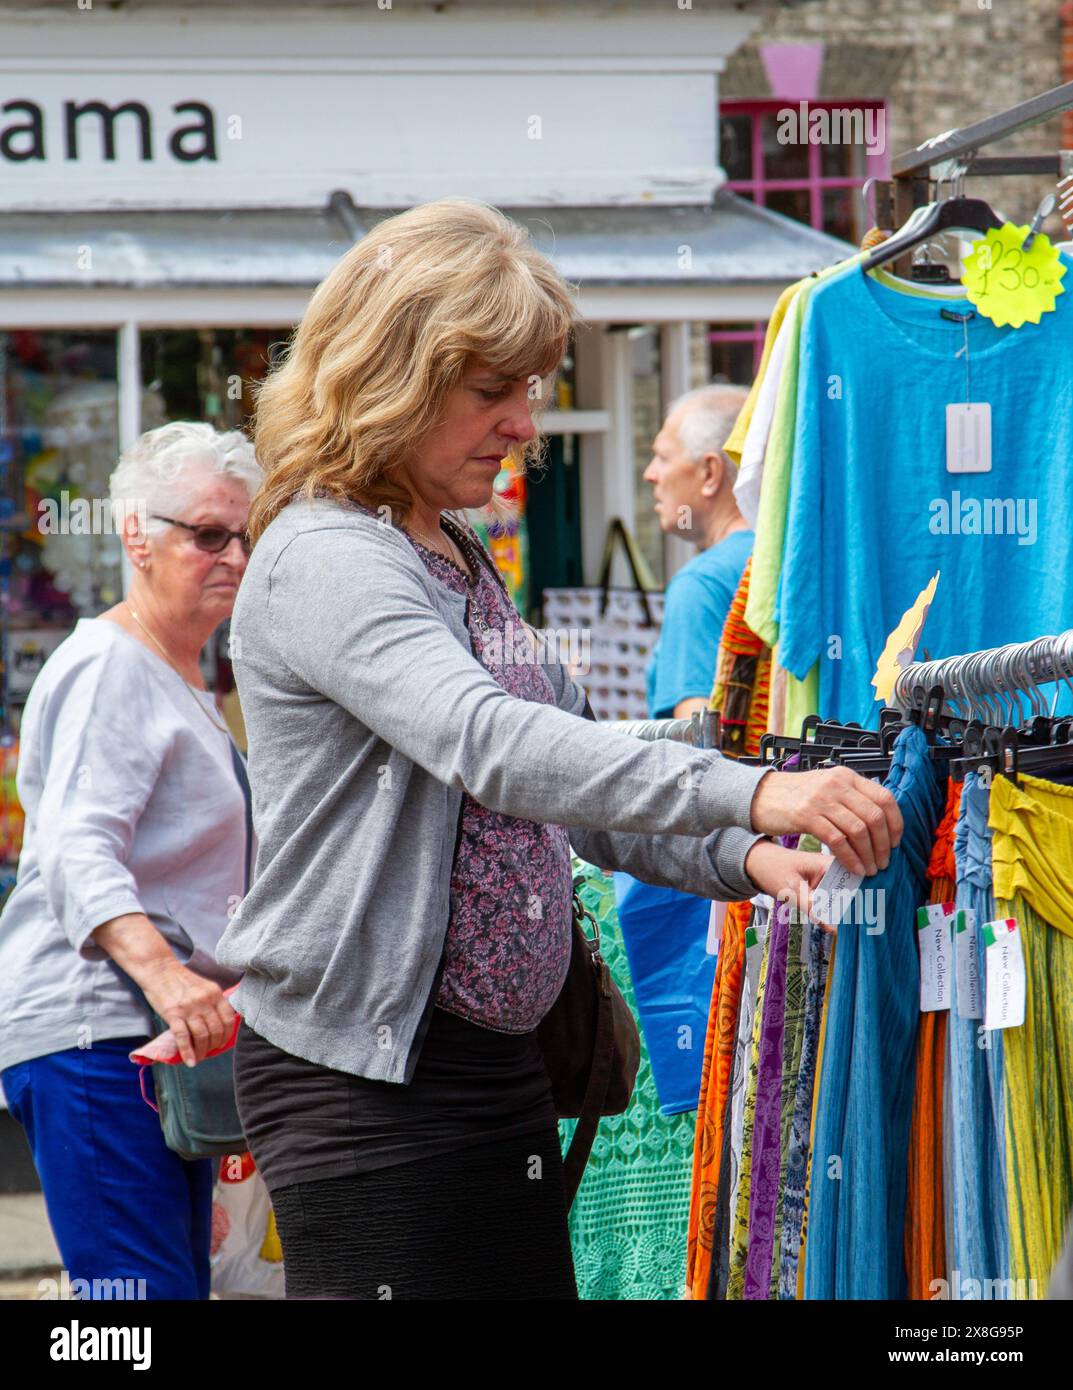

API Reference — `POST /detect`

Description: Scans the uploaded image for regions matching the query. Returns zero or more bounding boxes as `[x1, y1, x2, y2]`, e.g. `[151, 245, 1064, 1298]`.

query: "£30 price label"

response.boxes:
[961, 223, 1066, 328]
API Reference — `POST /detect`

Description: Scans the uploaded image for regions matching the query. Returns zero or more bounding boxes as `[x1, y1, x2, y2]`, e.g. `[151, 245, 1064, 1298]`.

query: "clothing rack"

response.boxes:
[607, 710, 718, 748]
[890, 630, 1073, 722]
[873, 81, 1073, 275]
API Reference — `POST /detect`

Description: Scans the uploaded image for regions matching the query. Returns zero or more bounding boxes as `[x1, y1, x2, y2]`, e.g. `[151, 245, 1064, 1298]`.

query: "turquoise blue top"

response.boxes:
[776, 258, 1073, 726]
[646, 529, 754, 718]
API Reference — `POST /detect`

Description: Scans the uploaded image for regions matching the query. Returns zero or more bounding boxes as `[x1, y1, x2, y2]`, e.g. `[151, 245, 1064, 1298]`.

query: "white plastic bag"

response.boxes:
[210, 1154, 285, 1299]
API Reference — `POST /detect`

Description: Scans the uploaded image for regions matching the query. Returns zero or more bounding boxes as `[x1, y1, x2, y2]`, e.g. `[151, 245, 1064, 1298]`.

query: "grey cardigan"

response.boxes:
[216, 498, 771, 1082]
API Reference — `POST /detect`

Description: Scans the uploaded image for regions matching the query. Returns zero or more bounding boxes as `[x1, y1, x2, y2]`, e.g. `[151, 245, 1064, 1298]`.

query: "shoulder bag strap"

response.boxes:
[228, 737, 254, 896]
[559, 955, 616, 1208]
[596, 517, 657, 628]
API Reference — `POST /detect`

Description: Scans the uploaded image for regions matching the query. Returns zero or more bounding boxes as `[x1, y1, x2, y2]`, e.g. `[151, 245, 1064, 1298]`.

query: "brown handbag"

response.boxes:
[537, 885, 641, 1207]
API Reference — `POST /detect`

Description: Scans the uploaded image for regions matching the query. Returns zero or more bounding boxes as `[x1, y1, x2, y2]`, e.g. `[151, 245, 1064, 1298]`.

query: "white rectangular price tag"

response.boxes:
[706, 900, 726, 956]
[983, 918, 1026, 1030]
[745, 920, 762, 970]
[954, 907, 982, 1019]
[917, 902, 954, 1012]
[946, 402, 992, 472]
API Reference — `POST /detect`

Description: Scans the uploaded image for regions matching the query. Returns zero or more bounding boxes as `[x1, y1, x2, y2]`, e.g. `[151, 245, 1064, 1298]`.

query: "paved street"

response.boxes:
[0, 1193, 60, 1299]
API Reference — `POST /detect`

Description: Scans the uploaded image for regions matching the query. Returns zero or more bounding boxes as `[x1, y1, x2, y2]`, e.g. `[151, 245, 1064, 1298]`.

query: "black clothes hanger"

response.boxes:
[827, 754, 893, 782]
[949, 724, 1073, 783]
[759, 732, 802, 763]
[861, 195, 1005, 273]
[800, 715, 880, 748]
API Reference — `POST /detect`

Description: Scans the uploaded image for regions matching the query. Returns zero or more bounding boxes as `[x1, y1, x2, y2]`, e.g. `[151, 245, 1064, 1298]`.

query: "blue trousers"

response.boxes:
[2, 1037, 214, 1299]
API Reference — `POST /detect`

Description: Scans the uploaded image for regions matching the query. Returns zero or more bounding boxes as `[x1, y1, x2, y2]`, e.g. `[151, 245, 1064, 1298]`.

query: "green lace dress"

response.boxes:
[559, 859, 698, 1299]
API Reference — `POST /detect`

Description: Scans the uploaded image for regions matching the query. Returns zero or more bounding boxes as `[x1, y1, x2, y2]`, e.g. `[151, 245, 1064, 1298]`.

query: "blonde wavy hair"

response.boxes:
[248, 198, 578, 542]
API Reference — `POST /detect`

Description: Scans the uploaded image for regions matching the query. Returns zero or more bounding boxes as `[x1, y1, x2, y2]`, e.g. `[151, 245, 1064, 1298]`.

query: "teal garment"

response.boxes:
[803, 724, 945, 1299]
[646, 529, 753, 718]
[560, 860, 697, 1299]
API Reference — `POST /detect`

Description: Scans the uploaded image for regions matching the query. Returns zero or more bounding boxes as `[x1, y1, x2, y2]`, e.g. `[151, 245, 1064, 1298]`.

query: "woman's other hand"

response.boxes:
[138, 958, 237, 1067]
[93, 912, 237, 1067]
[743, 840, 838, 933]
[749, 766, 902, 877]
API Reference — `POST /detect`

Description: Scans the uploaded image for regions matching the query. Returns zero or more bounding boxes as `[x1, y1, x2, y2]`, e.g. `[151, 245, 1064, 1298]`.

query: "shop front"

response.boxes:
[0, 1, 849, 901]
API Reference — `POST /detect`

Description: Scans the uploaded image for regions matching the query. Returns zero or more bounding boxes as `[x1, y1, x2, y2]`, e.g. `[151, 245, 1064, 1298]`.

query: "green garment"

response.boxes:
[560, 860, 699, 1300]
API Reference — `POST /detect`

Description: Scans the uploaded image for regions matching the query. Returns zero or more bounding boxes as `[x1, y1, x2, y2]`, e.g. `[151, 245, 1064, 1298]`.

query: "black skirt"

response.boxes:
[233, 1008, 576, 1300]
[232, 1006, 559, 1192]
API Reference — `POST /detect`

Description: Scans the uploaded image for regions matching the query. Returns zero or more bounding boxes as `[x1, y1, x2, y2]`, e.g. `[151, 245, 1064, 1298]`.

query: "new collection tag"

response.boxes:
[917, 901, 954, 1012]
[982, 917, 1026, 1030]
[954, 907, 982, 1019]
[810, 857, 863, 928]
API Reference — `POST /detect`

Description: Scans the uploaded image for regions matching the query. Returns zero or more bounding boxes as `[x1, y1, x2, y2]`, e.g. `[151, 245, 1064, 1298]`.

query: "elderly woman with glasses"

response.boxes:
[0, 421, 261, 1300]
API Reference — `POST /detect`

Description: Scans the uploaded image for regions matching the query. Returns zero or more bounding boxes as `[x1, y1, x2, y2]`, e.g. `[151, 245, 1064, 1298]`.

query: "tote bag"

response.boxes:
[542, 518, 663, 723]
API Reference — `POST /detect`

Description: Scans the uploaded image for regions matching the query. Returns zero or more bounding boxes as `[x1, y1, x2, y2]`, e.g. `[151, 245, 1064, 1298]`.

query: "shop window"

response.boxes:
[0, 330, 126, 630]
[0, 329, 126, 874]
[718, 98, 881, 243]
[629, 326, 664, 588]
[708, 322, 766, 384]
[140, 328, 292, 433]
[713, 98, 885, 389]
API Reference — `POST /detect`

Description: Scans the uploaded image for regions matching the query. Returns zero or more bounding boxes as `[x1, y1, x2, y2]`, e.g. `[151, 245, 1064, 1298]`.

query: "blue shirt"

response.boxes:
[647, 529, 753, 718]
[776, 260, 1073, 726]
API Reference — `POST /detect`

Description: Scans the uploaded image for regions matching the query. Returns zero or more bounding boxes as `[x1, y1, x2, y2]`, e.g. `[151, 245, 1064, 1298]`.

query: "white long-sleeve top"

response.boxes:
[0, 617, 246, 1073]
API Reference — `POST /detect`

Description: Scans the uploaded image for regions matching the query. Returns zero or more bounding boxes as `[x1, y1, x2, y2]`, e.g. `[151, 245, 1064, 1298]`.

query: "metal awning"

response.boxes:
[0, 190, 853, 290]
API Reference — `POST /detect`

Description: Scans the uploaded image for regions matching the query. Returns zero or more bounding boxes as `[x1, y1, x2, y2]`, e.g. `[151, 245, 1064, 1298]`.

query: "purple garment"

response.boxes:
[406, 522, 573, 1034]
[743, 832, 800, 1299]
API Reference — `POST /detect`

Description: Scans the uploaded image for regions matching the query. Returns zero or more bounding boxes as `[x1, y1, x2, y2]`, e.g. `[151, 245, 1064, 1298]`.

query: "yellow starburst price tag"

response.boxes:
[961, 223, 1066, 328]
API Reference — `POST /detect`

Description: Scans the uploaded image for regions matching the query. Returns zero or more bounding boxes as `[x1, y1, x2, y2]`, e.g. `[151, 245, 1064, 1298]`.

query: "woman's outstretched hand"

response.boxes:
[748, 766, 902, 877]
[139, 959, 238, 1068]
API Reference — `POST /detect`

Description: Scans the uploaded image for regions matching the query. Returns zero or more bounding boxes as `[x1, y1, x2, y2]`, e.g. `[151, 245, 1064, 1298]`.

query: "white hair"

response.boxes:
[109, 421, 262, 537]
[667, 384, 749, 484]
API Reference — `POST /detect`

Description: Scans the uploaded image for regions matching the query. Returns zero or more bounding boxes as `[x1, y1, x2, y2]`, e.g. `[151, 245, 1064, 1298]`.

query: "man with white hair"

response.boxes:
[642, 383, 754, 720]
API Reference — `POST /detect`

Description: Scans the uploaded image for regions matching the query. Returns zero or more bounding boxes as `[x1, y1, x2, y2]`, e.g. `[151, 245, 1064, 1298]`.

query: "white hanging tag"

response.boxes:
[954, 907, 983, 1019]
[945, 403, 992, 473]
[706, 900, 726, 956]
[917, 901, 954, 1011]
[983, 917, 1027, 1030]
[810, 855, 863, 928]
[745, 920, 762, 970]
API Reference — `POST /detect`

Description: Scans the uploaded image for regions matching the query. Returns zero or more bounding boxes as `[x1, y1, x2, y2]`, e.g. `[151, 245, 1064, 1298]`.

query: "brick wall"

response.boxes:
[723, 0, 1066, 229]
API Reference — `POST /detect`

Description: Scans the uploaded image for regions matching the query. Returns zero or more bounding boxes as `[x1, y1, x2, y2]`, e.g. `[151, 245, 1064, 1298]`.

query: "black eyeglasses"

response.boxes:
[152, 514, 252, 555]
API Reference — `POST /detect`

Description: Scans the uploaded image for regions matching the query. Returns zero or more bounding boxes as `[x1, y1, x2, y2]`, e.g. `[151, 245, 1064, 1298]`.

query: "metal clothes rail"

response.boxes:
[890, 630, 1073, 722]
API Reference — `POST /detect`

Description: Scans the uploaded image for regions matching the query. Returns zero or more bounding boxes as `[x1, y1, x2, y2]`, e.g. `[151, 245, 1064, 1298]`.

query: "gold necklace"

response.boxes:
[124, 602, 231, 736]
[405, 517, 472, 577]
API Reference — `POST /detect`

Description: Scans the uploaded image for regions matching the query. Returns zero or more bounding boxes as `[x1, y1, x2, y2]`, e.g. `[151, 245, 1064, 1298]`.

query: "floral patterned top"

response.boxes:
[392, 510, 573, 1033]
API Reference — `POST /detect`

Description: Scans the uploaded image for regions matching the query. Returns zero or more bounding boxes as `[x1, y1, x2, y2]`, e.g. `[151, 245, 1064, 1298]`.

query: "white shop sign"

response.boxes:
[0, 68, 719, 211]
